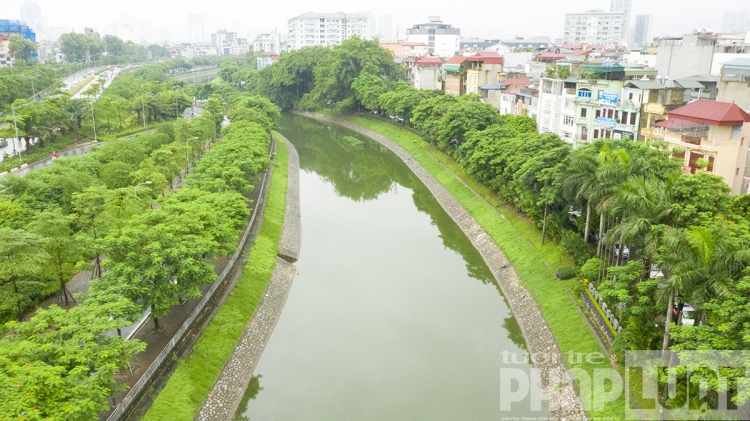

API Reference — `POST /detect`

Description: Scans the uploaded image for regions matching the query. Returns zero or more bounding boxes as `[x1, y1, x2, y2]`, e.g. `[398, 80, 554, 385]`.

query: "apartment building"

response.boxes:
[464, 52, 504, 95]
[538, 62, 658, 146]
[253, 30, 284, 53]
[287, 12, 369, 50]
[411, 57, 442, 90]
[563, 10, 624, 47]
[656, 30, 750, 78]
[405, 17, 460, 58]
[443, 55, 467, 96]
[651, 100, 750, 194]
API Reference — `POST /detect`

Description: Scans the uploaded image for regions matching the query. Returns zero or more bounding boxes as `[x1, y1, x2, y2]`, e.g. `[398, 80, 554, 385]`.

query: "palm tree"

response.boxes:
[658, 223, 750, 354]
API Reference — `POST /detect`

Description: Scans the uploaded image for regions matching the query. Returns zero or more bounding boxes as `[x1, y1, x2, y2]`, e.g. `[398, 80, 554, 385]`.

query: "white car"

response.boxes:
[681, 304, 696, 326]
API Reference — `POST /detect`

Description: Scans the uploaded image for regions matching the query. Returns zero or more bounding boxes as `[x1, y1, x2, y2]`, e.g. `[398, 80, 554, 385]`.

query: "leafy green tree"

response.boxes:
[351, 67, 389, 111]
[7, 35, 37, 63]
[250, 46, 330, 109]
[104, 34, 125, 56]
[0, 229, 49, 321]
[100, 161, 133, 189]
[27, 210, 84, 307]
[98, 212, 218, 329]
[0, 300, 145, 419]
[72, 186, 109, 277]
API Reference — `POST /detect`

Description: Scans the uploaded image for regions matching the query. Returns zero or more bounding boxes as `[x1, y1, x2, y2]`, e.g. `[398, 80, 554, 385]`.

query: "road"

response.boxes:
[1, 142, 100, 178]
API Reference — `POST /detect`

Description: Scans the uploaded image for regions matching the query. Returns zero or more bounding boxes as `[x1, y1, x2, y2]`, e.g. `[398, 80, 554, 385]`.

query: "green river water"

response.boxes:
[237, 113, 545, 420]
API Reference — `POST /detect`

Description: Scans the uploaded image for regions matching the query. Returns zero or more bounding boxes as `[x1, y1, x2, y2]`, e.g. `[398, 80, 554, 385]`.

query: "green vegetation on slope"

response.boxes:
[348, 115, 624, 419]
[142, 138, 289, 421]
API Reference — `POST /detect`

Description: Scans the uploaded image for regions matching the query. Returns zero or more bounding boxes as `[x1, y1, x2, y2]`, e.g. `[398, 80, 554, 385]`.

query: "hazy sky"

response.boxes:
[1, 0, 748, 42]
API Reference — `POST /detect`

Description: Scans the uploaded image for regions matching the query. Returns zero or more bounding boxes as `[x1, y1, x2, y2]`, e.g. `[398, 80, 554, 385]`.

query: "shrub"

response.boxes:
[555, 265, 578, 280]
[580, 257, 603, 282]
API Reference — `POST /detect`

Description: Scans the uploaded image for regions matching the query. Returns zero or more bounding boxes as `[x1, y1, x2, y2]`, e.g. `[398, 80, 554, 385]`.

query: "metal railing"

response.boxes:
[105, 135, 277, 421]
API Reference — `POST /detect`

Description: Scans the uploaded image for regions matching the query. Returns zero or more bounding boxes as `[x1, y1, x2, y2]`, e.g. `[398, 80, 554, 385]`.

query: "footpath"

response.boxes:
[296, 111, 588, 420]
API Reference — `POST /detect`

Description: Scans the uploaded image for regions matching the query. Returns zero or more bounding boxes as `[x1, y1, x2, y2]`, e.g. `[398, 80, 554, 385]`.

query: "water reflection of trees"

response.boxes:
[234, 375, 263, 421]
[281, 113, 492, 285]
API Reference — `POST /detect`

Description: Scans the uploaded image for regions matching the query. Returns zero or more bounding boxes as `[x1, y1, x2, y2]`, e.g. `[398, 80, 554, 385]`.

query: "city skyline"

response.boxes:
[2, 0, 750, 44]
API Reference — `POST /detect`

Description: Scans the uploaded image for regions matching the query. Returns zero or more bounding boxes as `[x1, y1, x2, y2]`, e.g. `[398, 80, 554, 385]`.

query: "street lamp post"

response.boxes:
[11, 103, 28, 162]
[134, 180, 153, 197]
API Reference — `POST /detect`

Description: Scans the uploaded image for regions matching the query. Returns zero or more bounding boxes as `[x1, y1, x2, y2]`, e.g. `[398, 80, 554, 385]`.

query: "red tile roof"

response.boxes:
[668, 100, 750, 127]
[445, 55, 467, 65]
[500, 78, 531, 86]
[466, 51, 504, 64]
[415, 57, 442, 66]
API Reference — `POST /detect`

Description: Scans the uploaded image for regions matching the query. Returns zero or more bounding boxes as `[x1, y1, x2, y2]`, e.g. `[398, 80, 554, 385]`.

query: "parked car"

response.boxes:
[613, 242, 629, 260]
[649, 265, 664, 279]
[672, 303, 696, 326]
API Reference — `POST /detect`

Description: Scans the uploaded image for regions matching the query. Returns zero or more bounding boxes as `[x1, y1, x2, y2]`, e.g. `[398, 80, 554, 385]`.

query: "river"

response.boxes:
[237, 113, 544, 420]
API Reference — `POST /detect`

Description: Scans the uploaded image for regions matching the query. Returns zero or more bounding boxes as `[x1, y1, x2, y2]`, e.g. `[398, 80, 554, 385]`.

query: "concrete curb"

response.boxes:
[296, 111, 588, 421]
[194, 137, 302, 421]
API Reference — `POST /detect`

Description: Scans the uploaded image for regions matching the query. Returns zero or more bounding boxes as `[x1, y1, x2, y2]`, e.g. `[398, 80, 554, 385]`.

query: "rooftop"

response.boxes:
[668, 100, 750, 127]
[500, 77, 532, 86]
[415, 57, 442, 66]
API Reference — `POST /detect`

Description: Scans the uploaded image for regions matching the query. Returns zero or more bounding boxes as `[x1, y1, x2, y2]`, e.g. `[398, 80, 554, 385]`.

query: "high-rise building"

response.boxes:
[377, 14, 393, 38]
[634, 15, 653, 47]
[253, 30, 283, 53]
[405, 16, 460, 58]
[721, 10, 750, 33]
[187, 14, 205, 43]
[19, 1, 45, 39]
[610, 0, 631, 42]
[287, 12, 370, 50]
[563, 10, 624, 47]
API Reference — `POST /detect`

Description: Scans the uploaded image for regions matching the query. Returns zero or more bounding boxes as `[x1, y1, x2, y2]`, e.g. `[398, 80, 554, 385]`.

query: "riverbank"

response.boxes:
[297, 111, 621, 419]
[141, 134, 295, 421]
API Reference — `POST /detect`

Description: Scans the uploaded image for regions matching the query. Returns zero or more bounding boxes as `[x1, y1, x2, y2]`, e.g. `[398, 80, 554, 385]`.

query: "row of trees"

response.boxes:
[236, 39, 750, 409]
[0, 70, 281, 417]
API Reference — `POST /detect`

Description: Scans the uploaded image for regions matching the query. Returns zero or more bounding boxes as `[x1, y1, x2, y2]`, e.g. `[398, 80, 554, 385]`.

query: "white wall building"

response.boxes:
[623, 50, 657, 67]
[287, 12, 369, 50]
[254, 30, 283, 53]
[405, 17, 460, 58]
[564, 10, 624, 47]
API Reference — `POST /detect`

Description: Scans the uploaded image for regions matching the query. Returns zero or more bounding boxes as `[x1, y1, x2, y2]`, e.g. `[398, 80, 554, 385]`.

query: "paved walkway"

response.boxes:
[298, 111, 588, 421]
[195, 136, 301, 421]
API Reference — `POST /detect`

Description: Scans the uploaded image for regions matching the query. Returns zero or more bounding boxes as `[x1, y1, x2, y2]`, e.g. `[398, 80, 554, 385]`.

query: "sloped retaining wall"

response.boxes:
[194, 137, 301, 421]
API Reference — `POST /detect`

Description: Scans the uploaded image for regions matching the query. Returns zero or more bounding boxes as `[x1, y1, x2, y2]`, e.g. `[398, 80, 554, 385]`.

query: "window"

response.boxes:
[564, 116, 574, 126]
[622, 111, 629, 124]
[577, 89, 592, 98]
[581, 108, 587, 118]
[581, 127, 588, 140]
[596, 109, 601, 118]
[594, 129, 599, 138]
[732, 125, 743, 140]
[630, 113, 637, 125]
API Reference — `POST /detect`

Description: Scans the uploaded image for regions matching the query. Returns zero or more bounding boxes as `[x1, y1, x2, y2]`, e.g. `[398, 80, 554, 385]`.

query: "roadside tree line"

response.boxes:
[0, 80, 280, 418]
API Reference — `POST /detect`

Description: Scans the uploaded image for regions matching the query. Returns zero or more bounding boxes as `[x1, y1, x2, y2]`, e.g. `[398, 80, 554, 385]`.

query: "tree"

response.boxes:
[0, 229, 49, 321]
[98, 213, 218, 330]
[7, 35, 37, 63]
[104, 34, 125, 56]
[59, 33, 89, 62]
[0, 300, 145, 419]
[72, 186, 110, 278]
[27, 211, 84, 307]
[351, 67, 389, 111]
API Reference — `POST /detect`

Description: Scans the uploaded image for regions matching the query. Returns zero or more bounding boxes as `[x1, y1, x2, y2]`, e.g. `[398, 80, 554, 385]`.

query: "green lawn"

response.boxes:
[348, 115, 625, 420]
[141, 138, 289, 421]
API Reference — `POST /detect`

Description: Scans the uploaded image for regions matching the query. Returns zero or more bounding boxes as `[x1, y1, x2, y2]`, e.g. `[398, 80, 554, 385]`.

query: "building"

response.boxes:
[564, 10, 624, 47]
[257, 51, 279, 69]
[0, 34, 11, 67]
[610, 0, 631, 42]
[464, 51, 504, 95]
[623, 49, 657, 67]
[377, 14, 393, 38]
[459, 38, 500, 51]
[254, 30, 283, 53]
[187, 14, 205, 43]
[443, 55, 467, 95]
[19, 1, 45, 39]
[634, 15, 653, 47]
[716, 58, 750, 111]
[650, 100, 750, 194]
[0, 19, 36, 42]
[411, 56, 442, 90]
[479, 77, 533, 113]
[84, 27, 100, 38]
[537, 62, 658, 146]
[405, 16, 460, 58]
[499, 37, 552, 50]
[287, 12, 370, 50]
[656, 31, 750, 79]
[721, 10, 750, 34]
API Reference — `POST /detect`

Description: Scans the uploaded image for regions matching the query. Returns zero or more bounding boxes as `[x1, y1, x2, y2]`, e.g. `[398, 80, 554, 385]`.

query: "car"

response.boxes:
[649, 265, 664, 279]
[672, 303, 696, 326]
[613, 242, 629, 259]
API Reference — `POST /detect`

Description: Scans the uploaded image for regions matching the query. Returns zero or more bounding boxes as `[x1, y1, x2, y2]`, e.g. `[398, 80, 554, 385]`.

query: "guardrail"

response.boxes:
[105, 134, 277, 421]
